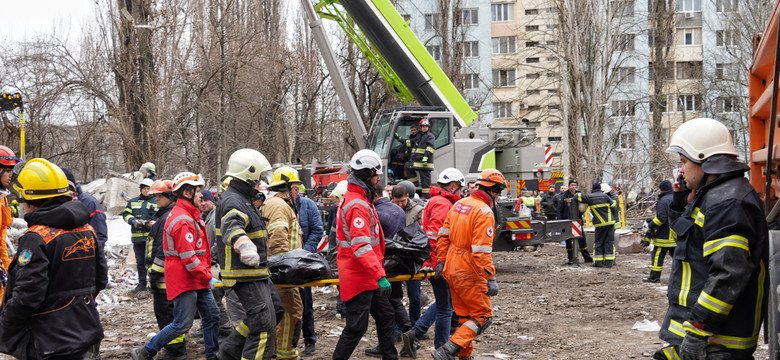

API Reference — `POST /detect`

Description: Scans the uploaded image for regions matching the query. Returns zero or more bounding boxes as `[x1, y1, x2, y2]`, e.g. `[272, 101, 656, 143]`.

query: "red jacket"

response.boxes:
[163, 199, 213, 300]
[422, 186, 460, 268]
[336, 181, 386, 301]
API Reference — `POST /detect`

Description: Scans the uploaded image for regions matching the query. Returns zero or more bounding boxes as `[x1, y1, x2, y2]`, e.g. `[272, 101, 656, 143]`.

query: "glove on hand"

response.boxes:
[433, 262, 445, 279]
[377, 277, 392, 297]
[208, 277, 222, 290]
[640, 239, 651, 247]
[486, 278, 499, 296]
[422, 156, 429, 163]
[678, 331, 708, 360]
[133, 219, 147, 229]
[233, 236, 260, 267]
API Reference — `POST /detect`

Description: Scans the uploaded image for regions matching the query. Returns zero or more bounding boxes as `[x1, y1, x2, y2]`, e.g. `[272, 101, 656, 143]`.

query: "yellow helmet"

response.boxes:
[269, 166, 301, 188]
[13, 158, 71, 201]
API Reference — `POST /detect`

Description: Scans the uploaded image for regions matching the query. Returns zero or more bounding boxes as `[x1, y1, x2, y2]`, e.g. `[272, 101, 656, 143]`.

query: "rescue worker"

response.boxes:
[514, 187, 536, 215]
[391, 184, 424, 322]
[411, 119, 435, 199]
[296, 184, 324, 356]
[577, 183, 617, 267]
[0, 158, 107, 359]
[63, 168, 109, 245]
[144, 179, 187, 360]
[654, 118, 767, 360]
[332, 149, 397, 360]
[404, 125, 421, 182]
[431, 169, 504, 360]
[9, 200, 18, 218]
[403, 168, 464, 357]
[131, 172, 220, 360]
[215, 149, 279, 360]
[539, 185, 557, 220]
[123, 177, 158, 292]
[0, 146, 18, 271]
[641, 180, 674, 283]
[263, 166, 304, 360]
[556, 180, 593, 265]
[140, 162, 157, 180]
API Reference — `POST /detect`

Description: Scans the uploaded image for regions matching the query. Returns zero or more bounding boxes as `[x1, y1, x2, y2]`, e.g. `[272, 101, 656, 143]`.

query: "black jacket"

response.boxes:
[577, 191, 616, 227]
[146, 204, 175, 293]
[215, 180, 271, 285]
[0, 197, 107, 358]
[411, 131, 435, 170]
[539, 191, 557, 219]
[648, 191, 674, 247]
[556, 190, 580, 220]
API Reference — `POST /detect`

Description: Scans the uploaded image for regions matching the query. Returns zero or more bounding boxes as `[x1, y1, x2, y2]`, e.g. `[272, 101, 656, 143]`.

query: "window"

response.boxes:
[548, 121, 562, 126]
[717, 97, 736, 113]
[525, 9, 539, 15]
[547, 24, 559, 30]
[547, 57, 557, 62]
[462, 41, 479, 57]
[546, 40, 557, 46]
[676, 0, 701, 12]
[428, 117, 451, 149]
[617, 67, 636, 84]
[611, 1, 634, 17]
[426, 45, 441, 61]
[528, 105, 541, 111]
[493, 102, 513, 118]
[526, 25, 539, 31]
[715, 63, 736, 79]
[649, 66, 654, 80]
[617, 34, 635, 50]
[457, 8, 479, 25]
[493, 69, 517, 87]
[526, 41, 539, 47]
[548, 136, 562, 142]
[716, 30, 737, 46]
[492, 36, 517, 54]
[492, 3, 514, 22]
[546, 71, 559, 78]
[526, 57, 540, 63]
[527, 73, 540, 79]
[527, 89, 540, 95]
[612, 100, 636, 116]
[648, 28, 673, 47]
[650, 95, 671, 113]
[424, 14, 439, 30]
[548, 104, 560, 111]
[681, 28, 701, 45]
[618, 132, 637, 149]
[546, 7, 559, 14]
[463, 73, 479, 89]
[676, 61, 702, 79]
[401, 14, 411, 22]
[678, 94, 702, 111]
[716, 0, 737, 12]
[548, 89, 558, 95]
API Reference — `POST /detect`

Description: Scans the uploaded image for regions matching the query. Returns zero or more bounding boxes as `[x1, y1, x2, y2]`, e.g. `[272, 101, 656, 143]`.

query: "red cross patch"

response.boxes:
[353, 217, 365, 229]
[185, 233, 194, 243]
[486, 227, 494, 237]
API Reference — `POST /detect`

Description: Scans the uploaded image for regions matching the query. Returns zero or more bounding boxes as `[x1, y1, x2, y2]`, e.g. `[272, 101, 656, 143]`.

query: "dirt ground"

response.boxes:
[32, 244, 774, 359]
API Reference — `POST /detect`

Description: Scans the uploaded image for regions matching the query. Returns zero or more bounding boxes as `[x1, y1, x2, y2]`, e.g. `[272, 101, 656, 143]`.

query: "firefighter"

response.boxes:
[411, 119, 435, 199]
[556, 179, 593, 265]
[539, 185, 557, 220]
[144, 179, 187, 360]
[123, 177, 158, 292]
[263, 166, 304, 360]
[332, 149, 397, 360]
[215, 149, 280, 360]
[654, 118, 767, 360]
[641, 180, 674, 283]
[140, 162, 157, 180]
[403, 168, 464, 357]
[0, 158, 107, 359]
[577, 183, 617, 267]
[131, 172, 220, 360]
[404, 125, 421, 182]
[431, 169, 505, 360]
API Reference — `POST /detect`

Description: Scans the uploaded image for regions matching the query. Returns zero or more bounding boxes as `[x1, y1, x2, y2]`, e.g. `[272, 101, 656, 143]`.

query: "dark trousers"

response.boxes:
[649, 246, 675, 280]
[565, 237, 592, 262]
[406, 280, 421, 322]
[593, 226, 614, 263]
[219, 280, 278, 360]
[299, 287, 317, 345]
[417, 170, 432, 199]
[390, 282, 412, 334]
[333, 290, 398, 360]
[133, 242, 147, 286]
[152, 291, 186, 356]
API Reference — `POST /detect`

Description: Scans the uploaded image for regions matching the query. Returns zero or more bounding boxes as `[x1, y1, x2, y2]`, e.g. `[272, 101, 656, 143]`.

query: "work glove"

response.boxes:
[640, 238, 651, 247]
[433, 262, 445, 279]
[422, 156, 429, 164]
[678, 331, 708, 360]
[485, 278, 499, 296]
[377, 277, 392, 297]
[233, 236, 260, 267]
[208, 277, 222, 290]
[133, 219, 146, 229]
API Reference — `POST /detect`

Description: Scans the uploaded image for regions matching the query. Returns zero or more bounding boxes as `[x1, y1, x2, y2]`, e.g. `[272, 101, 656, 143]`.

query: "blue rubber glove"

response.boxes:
[377, 277, 391, 297]
[208, 277, 222, 290]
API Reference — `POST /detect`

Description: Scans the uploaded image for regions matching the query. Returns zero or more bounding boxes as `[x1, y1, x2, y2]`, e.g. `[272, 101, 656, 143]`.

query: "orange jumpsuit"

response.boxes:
[436, 190, 496, 358]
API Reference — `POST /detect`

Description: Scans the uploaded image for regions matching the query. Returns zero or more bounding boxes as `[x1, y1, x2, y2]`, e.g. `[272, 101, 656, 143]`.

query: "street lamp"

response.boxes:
[535, 44, 570, 178]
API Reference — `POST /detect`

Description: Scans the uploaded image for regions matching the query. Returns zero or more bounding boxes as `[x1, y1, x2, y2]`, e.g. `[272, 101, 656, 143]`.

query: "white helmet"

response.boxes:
[140, 178, 155, 188]
[139, 162, 156, 173]
[666, 118, 737, 163]
[601, 183, 612, 193]
[437, 168, 465, 187]
[349, 149, 382, 175]
[331, 180, 348, 200]
[172, 172, 205, 191]
[225, 149, 272, 184]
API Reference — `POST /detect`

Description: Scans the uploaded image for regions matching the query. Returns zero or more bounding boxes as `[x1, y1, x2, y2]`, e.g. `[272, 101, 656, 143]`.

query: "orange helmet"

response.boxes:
[475, 169, 507, 189]
[149, 179, 175, 195]
[0, 146, 18, 167]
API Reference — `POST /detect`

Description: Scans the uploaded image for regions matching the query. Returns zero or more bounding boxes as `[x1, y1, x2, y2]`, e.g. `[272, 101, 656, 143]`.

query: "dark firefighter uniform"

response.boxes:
[657, 172, 767, 359]
[403, 130, 421, 182]
[216, 180, 279, 360]
[145, 202, 186, 357]
[0, 198, 108, 359]
[577, 184, 617, 267]
[556, 187, 592, 264]
[123, 192, 157, 289]
[411, 130, 435, 198]
[645, 189, 675, 282]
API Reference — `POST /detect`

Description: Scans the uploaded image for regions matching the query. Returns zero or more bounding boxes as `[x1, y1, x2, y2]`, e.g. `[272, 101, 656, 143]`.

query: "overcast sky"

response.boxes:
[1, 1, 96, 43]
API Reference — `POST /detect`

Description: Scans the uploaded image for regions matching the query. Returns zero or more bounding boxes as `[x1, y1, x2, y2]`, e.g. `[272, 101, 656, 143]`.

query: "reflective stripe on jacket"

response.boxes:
[437, 190, 496, 280]
[422, 186, 460, 268]
[577, 191, 615, 227]
[163, 199, 212, 300]
[263, 193, 303, 256]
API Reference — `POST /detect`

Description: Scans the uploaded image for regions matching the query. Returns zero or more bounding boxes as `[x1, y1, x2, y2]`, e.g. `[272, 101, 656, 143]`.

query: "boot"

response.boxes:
[604, 260, 614, 268]
[402, 329, 419, 358]
[157, 350, 187, 360]
[643, 271, 661, 283]
[364, 345, 382, 358]
[592, 261, 603, 268]
[431, 340, 460, 360]
[130, 347, 153, 360]
[581, 251, 593, 263]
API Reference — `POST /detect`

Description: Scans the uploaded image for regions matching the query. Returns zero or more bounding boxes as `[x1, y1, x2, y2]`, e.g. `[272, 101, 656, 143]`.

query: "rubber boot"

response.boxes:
[431, 340, 460, 360]
[581, 250, 593, 263]
[643, 271, 661, 283]
[604, 260, 614, 268]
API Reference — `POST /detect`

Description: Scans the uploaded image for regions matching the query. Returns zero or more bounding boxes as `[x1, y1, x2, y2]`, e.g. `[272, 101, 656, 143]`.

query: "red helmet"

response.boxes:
[419, 118, 430, 126]
[0, 146, 18, 167]
[475, 169, 507, 189]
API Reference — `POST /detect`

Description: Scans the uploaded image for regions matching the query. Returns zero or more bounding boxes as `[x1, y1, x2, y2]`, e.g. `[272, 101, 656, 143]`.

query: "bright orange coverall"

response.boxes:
[436, 190, 496, 358]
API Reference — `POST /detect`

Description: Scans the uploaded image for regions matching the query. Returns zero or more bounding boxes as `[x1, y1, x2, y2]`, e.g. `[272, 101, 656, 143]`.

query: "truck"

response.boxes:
[301, 0, 582, 252]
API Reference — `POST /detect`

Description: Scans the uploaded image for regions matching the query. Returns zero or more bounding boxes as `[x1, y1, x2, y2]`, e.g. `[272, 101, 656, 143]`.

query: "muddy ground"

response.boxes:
[13, 244, 773, 359]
